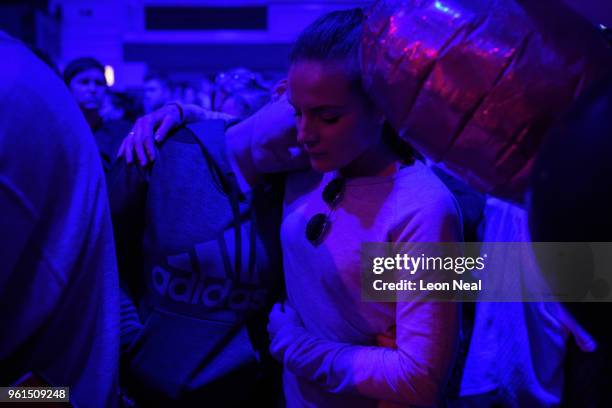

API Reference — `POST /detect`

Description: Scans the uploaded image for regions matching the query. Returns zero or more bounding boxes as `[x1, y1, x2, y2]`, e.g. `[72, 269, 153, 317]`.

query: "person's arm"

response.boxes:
[116, 103, 234, 166]
[269, 302, 457, 406]
[182, 103, 235, 124]
[267, 198, 462, 406]
[117, 95, 309, 188]
[225, 93, 309, 190]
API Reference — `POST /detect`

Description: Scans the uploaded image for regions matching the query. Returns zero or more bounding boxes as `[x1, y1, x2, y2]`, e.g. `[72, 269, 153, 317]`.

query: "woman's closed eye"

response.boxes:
[320, 115, 340, 124]
[291, 106, 340, 123]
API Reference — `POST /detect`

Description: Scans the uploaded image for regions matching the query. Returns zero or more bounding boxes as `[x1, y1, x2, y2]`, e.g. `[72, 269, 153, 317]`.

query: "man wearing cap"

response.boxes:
[64, 57, 132, 174]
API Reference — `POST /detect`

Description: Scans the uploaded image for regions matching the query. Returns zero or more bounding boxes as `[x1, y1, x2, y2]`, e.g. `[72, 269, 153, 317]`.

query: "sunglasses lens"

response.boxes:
[322, 178, 346, 205]
[306, 178, 344, 245]
[306, 213, 329, 244]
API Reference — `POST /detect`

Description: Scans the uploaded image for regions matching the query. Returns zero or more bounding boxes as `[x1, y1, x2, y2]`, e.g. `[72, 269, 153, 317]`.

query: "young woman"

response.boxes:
[265, 9, 461, 407]
[119, 8, 461, 407]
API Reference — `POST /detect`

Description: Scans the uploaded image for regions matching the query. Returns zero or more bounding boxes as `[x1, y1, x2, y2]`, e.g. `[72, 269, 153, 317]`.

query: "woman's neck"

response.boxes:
[339, 138, 400, 178]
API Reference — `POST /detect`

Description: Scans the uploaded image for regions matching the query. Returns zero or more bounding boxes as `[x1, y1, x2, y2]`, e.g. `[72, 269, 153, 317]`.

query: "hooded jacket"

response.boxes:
[108, 119, 284, 405]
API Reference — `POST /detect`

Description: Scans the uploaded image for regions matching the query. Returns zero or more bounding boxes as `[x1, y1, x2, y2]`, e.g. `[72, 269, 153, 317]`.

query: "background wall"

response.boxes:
[46, 0, 370, 88]
[1, 0, 610, 90]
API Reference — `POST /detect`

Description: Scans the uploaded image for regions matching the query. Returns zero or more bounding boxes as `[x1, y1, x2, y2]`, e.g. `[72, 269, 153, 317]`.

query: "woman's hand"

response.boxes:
[376, 325, 397, 349]
[376, 325, 409, 408]
[267, 301, 303, 339]
[117, 103, 183, 166]
[118, 103, 236, 166]
[267, 301, 304, 362]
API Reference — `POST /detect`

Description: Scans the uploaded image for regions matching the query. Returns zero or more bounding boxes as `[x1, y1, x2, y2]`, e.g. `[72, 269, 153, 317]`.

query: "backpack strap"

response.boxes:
[187, 120, 251, 283]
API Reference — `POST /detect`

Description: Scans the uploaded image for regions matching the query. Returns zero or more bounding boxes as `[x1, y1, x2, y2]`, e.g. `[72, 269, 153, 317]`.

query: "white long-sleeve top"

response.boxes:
[276, 161, 463, 407]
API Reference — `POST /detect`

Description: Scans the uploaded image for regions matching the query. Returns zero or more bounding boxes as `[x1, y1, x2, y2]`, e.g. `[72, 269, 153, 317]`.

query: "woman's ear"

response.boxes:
[271, 78, 288, 102]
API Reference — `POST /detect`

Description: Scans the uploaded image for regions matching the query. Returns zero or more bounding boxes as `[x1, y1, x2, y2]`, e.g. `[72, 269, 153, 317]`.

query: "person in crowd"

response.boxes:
[29, 46, 61, 77]
[64, 57, 132, 174]
[108, 105, 285, 404]
[529, 77, 612, 408]
[448, 196, 595, 408]
[101, 90, 142, 123]
[266, 9, 461, 406]
[172, 81, 185, 103]
[119, 8, 462, 407]
[197, 77, 214, 109]
[212, 67, 267, 112]
[182, 82, 198, 105]
[220, 88, 270, 119]
[142, 72, 172, 114]
[64, 57, 107, 130]
[0, 31, 119, 407]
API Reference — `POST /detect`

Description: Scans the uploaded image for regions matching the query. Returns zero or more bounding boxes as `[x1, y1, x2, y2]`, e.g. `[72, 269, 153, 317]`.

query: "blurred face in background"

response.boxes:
[100, 93, 125, 122]
[69, 68, 106, 111]
[143, 79, 171, 113]
[213, 68, 259, 111]
[183, 86, 197, 105]
[221, 95, 249, 118]
[198, 79, 213, 110]
[221, 89, 270, 119]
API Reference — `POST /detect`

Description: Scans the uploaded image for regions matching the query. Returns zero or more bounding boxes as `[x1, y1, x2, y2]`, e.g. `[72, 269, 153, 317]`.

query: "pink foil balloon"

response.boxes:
[362, 0, 612, 202]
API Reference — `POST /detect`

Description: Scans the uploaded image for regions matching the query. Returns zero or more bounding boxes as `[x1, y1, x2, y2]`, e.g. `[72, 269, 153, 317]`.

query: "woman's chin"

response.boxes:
[310, 158, 336, 173]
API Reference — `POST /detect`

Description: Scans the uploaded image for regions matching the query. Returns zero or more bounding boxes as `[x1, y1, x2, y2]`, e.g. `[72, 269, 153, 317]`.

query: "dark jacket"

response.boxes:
[108, 119, 284, 405]
[94, 118, 132, 174]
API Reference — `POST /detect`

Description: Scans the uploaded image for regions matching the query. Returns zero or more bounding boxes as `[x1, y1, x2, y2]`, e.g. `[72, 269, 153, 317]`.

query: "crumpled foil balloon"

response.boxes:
[362, 0, 612, 202]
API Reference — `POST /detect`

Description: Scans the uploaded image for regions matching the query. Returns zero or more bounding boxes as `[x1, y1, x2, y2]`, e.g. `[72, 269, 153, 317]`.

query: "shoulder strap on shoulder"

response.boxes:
[187, 119, 229, 170]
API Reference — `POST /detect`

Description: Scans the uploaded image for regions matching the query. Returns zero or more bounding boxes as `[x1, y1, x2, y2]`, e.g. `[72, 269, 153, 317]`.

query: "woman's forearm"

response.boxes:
[225, 117, 259, 190]
[271, 303, 458, 406]
[183, 104, 236, 124]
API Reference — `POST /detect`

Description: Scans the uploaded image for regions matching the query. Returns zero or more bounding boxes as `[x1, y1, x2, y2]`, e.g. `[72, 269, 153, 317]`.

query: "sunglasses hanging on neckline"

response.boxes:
[305, 177, 346, 246]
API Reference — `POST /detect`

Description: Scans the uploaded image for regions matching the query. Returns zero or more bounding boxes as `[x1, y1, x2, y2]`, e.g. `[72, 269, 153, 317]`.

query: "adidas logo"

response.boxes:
[150, 220, 269, 311]
[152, 267, 268, 311]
